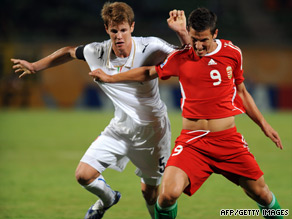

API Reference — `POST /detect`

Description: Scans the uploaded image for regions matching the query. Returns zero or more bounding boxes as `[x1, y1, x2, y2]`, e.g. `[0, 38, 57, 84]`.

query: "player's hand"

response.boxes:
[11, 58, 36, 78]
[262, 122, 283, 150]
[167, 10, 187, 33]
[89, 69, 112, 83]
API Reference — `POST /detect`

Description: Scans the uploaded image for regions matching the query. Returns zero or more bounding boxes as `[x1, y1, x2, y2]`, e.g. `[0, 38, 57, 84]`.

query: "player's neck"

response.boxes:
[208, 40, 218, 54]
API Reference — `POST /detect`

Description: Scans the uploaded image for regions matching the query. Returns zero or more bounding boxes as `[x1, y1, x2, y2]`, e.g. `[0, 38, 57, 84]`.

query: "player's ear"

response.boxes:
[213, 29, 218, 39]
[104, 24, 109, 34]
[130, 22, 135, 33]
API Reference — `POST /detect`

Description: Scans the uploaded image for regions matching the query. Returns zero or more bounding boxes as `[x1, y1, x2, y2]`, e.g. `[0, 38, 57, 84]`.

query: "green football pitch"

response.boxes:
[0, 110, 291, 218]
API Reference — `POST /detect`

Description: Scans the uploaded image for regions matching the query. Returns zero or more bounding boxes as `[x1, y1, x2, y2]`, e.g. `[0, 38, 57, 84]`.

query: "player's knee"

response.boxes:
[246, 183, 272, 205]
[257, 185, 272, 204]
[159, 188, 180, 206]
[253, 183, 269, 196]
[141, 186, 159, 205]
[75, 169, 89, 185]
[75, 168, 99, 186]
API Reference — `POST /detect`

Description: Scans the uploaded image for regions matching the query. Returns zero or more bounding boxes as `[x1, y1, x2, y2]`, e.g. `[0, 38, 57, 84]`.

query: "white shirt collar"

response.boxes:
[205, 39, 221, 56]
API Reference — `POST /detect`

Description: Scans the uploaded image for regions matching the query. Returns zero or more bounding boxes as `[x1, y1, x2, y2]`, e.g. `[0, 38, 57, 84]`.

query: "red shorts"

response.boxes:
[166, 127, 263, 196]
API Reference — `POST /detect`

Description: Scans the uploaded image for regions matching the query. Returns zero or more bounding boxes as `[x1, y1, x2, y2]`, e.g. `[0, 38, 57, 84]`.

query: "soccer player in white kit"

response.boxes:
[11, 2, 190, 219]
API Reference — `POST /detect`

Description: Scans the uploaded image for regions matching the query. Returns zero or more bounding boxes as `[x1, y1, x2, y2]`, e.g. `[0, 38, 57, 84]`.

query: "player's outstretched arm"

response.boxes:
[237, 82, 283, 149]
[89, 66, 157, 83]
[11, 46, 77, 78]
[167, 9, 191, 45]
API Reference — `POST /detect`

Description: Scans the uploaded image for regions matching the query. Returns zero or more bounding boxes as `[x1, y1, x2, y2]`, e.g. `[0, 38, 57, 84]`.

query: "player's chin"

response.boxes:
[196, 50, 206, 57]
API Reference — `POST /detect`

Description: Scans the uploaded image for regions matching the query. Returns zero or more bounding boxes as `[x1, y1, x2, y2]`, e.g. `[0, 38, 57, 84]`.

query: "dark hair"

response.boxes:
[188, 8, 217, 35]
[101, 2, 135, 27]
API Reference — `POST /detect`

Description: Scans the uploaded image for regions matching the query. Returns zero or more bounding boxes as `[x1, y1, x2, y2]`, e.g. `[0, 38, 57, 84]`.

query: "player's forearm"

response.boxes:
[238, 83, 283, 149]
[109, 66, 157, 83]
[176, 29, 191, 45]
[239, 86, 266, 129]
[32, 47, 76, 72]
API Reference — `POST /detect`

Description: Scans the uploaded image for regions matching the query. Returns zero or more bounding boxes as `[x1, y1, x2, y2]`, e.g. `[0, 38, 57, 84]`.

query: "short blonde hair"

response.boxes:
[101, 2, 135, 27]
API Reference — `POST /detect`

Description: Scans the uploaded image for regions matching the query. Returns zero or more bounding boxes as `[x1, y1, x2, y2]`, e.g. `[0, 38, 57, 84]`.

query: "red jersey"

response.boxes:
[155, 39, 246, 119]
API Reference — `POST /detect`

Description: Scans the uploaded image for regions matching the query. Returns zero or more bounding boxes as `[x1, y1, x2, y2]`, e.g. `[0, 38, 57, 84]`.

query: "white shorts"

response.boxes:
[80, 113, 171, 186]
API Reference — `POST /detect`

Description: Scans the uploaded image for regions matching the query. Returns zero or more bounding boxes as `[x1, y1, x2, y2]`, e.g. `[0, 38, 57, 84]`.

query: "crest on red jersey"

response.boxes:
[226, 66, 233, 79]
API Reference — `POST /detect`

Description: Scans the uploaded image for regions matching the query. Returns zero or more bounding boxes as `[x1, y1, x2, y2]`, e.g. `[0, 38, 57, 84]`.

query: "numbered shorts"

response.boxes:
[81, 114, 171, 186]
[166, 127, 264, 196]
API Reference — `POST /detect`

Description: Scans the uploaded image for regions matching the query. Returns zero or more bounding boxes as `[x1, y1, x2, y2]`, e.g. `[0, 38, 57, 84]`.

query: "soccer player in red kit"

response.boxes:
[89, 8, 283, 219]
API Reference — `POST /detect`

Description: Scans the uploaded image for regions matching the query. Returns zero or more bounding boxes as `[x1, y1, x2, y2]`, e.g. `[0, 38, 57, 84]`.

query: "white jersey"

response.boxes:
[79, 37, 175, 124]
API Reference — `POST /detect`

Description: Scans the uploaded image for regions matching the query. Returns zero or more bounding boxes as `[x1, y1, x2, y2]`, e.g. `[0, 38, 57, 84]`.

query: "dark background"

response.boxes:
[2, 0, 291, 44]
[1, 0, 292, 110]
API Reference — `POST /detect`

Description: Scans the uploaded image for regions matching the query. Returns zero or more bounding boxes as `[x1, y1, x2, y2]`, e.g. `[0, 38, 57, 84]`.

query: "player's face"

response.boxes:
[105, 21, 135, 57]
[188, 27, 218, 57]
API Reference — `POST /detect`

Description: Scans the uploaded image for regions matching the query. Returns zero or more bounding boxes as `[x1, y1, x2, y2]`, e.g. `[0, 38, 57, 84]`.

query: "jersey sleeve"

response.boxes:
[153, 37, 177, 53]
[143, 36, 177, 54]
[155, 50, 180, 80]
[155, 45, 196, 80]
[231, 43, 244, 85]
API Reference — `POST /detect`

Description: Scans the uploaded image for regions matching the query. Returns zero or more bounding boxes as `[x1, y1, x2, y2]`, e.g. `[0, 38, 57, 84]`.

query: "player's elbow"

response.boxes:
[144, 66, 157, 81]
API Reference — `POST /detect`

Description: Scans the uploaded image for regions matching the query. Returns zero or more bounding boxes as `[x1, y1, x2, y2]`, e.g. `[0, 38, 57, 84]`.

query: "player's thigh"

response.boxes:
[81, 134, 129, 172]
[128, 145, 168, 184]
[128, 119, 171, 183]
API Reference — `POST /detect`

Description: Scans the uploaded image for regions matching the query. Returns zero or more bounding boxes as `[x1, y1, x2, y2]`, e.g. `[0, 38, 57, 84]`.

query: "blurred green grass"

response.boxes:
[0, 110, 291, 219]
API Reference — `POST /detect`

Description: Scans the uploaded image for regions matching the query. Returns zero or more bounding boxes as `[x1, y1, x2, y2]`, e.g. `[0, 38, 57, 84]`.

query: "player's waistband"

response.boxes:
[181, 126, 237, 138]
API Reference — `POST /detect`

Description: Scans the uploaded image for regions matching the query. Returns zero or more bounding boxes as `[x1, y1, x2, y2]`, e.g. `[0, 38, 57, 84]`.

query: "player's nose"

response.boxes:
[195, 42, 203, 50]
[116, 31, 123, 39]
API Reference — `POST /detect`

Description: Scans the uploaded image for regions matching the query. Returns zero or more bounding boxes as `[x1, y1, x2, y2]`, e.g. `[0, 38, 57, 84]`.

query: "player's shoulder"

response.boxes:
[220, 39, 242, 56]
[168, 44, 194, 60]
[83, 40, 110, 59]
[84, 40, 110, 53]
[132, 36, 176, 49]
[133, 36, 164, 44]
[158, 45, 194, 71]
